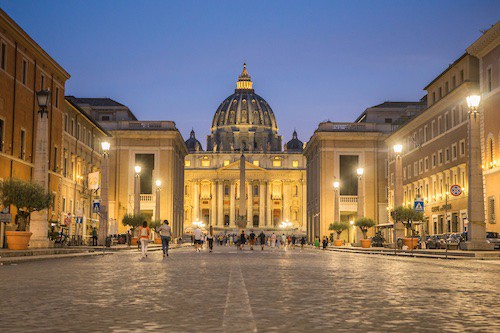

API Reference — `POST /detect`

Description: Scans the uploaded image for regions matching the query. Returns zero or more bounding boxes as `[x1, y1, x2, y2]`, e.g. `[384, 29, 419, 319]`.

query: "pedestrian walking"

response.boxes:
[249, 229, 256, 250]
[322, 236, 328, 250]
[314, 237, 320, 249]
[271, 233, 277, 249]
[157, 220, 171, 257]
[259, 231, 266, 251]
[276, 234, 281, 249]
[281, 234, 287, 249]
[291, 234, 296, 249]
[300, 236, 306, 250]
[193, 226, 203, 252]
[207, 226, 214, 252]
[91, 227, 98, 246]
[139, 221, 150, 258]
[239, 230, 246, 250]
[126, 230, 132, 247]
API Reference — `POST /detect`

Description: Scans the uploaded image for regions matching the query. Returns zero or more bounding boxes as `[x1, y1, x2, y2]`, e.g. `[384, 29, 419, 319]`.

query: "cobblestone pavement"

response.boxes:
[0, 245, 499, 333]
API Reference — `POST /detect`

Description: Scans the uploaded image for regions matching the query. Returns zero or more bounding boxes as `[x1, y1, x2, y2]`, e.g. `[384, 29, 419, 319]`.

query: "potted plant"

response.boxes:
[355, 217, 376, 248]
[329, 221, 348, 246]
[149, 220, 162, 244]
[0, 179, 53, 250]
[121, 213, 145, 245]
[394, 206, 423, 249]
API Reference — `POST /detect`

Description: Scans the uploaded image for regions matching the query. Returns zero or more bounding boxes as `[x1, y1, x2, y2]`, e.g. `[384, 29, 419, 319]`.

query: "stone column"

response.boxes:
[193, 180, 199, 221]
[29, 110, 50, 248]
[217, 180, 223, 227]
[302, 179, 307, 232]
[266, 182, 272, 227]
[247, 182, 253, 227]
[282, 181, 290, 221]
[211, 181, 217, 226]
[230, 181, 235, 227]
[259, 181, 265, 228]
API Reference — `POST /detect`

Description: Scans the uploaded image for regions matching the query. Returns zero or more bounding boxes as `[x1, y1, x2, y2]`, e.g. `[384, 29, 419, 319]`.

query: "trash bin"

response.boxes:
[105, 236, 112, 247]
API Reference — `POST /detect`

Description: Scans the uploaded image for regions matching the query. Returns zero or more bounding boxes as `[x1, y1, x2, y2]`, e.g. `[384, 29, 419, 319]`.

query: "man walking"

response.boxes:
[249, 229, 256, 251]
[259, 231, 266, 251]
[91, 227, 98, 246]
[239, 230, 246, 251]
[157, 220, 171, 257]
[193, 226, 203, 253]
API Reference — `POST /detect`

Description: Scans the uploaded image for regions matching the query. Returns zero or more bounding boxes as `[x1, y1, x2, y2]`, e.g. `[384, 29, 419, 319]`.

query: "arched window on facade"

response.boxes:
[253, 185, 259, 196]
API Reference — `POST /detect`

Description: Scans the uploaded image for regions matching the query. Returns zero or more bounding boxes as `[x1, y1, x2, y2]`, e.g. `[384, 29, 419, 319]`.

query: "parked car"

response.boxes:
[486, 232, 500, 250]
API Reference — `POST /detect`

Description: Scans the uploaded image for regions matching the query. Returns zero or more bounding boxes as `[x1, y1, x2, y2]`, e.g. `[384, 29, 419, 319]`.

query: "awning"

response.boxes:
[376, 223, 394, 228]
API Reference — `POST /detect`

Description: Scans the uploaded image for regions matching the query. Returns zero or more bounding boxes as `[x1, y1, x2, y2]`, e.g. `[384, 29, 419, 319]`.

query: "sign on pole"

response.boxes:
[450, 184, 462, 197]
[92, 199, 101, 213]
[88, 171, 100, 190]
[414, 197, 424, 212]
[64, 213, 72, 226]
[0, 213, 12, 223]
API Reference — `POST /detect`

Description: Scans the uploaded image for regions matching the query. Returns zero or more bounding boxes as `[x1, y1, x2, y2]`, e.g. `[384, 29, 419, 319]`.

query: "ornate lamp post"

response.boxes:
[355, 167, 364, 245]
[97, 141, 110, 245]
[464, 95, 493, 250]
[155, 180, 161, 221]
[333, 180, 340, 224]
[29, 89, 51, 248]
[393, 144, 404, 248]
[134, 165, 141, 215]
[349, 220, 354, 244]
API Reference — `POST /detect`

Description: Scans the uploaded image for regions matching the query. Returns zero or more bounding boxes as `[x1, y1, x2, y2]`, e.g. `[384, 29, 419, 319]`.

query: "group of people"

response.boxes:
[137, 220, 172, 258]
[191, 227, 307, 252]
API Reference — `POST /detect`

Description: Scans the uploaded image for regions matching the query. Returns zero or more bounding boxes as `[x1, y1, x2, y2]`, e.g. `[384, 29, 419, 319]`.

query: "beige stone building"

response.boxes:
[386, 54, 480, 236]
[70, 97, 188, 238]
[305, 102, 425, 242]
[184, 65, 307, 232]
[467, 22, 500, 234]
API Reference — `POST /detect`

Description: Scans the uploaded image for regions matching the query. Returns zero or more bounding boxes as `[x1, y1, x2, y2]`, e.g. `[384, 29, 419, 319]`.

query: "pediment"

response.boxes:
[218, 160, 265, 171]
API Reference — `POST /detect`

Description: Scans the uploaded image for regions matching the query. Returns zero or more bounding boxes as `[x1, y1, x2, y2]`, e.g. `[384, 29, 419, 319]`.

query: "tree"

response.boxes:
[354, 217, 376, 239]
[0, 178, 53, 231]
[393, 206, 424, 237]
[122, 213, 146, 234]
[329, 221, 349, 240]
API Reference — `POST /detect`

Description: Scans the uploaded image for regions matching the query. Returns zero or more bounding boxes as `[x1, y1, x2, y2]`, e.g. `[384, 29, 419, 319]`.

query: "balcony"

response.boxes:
[140, 194, 153, 202]
[339, 195, 358, 212]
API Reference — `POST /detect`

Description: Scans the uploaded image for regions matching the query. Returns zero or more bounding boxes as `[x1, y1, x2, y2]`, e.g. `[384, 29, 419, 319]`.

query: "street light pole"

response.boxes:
[393, 144, 403, 250]
[98, 141, 110, 246]
[333, 180, 340, 224]
[464, 95, 493, 250]
[356, 167, 364, 245]
[134, 166, 141, 216]
[29, 89, 51, 248]
[155, 180, 161, 221]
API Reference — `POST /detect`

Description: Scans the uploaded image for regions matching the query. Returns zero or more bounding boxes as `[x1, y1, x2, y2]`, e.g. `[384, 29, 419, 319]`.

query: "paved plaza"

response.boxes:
[0, 246, 499, 332]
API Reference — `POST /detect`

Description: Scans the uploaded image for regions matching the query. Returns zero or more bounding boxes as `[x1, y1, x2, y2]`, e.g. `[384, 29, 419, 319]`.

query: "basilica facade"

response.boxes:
[184, 65, 307, 232]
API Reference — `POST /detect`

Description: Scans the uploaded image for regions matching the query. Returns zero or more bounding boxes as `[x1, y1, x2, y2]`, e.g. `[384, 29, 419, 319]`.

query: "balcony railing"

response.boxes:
[140, 194, 153, 202]
[340, 195, 358, 203]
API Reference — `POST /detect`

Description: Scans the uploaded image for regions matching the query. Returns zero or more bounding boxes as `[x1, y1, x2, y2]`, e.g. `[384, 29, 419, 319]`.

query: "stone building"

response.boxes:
[184, 65, 307, 232]
[0, 9, 70, 246]
[305, 101, 425, 242]
[386, 54, 480, 236]
[467, 22, 500, 234]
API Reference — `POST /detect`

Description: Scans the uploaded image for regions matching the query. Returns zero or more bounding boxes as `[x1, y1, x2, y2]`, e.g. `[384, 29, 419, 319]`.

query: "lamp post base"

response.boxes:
[463, 241, 495, 251]
[29, 237, 50, 249]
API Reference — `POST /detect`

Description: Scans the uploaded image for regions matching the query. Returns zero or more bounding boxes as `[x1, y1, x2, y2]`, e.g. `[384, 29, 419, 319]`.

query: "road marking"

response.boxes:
[222, 259, 257, 332]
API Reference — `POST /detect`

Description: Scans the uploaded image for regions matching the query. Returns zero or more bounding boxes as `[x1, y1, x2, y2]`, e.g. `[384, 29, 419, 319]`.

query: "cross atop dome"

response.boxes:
[236, 63, 253, 90]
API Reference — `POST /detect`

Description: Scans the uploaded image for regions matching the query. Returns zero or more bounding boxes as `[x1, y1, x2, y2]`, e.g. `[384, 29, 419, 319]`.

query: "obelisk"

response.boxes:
[237, 148, 247, 229]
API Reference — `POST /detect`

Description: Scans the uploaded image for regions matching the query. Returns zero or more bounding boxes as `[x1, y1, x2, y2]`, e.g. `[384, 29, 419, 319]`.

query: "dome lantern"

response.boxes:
[236, 63, 253, 91]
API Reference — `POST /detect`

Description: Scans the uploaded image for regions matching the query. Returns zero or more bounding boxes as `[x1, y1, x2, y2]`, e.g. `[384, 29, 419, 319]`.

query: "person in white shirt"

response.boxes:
[193, 227, 203, 252]
[157, 220, 172, 258]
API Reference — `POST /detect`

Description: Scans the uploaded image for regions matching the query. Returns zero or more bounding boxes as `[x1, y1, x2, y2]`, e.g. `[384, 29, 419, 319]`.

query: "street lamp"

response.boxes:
[349, 220, 354, 244]
[134, 165, 142, 215]
[29, 90, 52, 247]
[155, 179, 161, 221]
[356, 167, 364, 245]
[393, 144, 403, 250]
[98, 141, 110, 246]
[333, 180, 340, 224]
[464, 94, 492, 250]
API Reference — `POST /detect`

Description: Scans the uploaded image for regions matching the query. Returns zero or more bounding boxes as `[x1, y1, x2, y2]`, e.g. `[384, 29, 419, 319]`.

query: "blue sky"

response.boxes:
[1, 0, 498, 145]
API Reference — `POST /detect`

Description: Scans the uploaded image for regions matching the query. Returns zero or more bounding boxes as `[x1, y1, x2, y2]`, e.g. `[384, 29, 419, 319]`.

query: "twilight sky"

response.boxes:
[1, 0, 498, 145]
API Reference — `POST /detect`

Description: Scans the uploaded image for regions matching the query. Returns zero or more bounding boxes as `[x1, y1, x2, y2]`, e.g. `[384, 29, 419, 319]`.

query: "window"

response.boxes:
[272, 160, 282, 167]
[439, 87, 442, 99]
[22, 59, 27, 85]
[64, 114, 68, 132]
[384, 118, 392, 123]
[77, 124, 80, 140]
[253, 160, 259, 167]
[438, 117, 442, 135]
[253, 185, 259, 196]
[185, 160, 191, 167]
[101, 116, 110, 121]
[452, 75, 456, 89]
[40, 75, 45, 90]
[55, 88, 59, 108]
[432, 154, 437, 168]
[425, 157, 429, 171]
[63, 150, 67, 177]
[431, 120, 436, 138]
[487, 67, 492, 92]
[71, 119, 74, 136]
[292, 160, 299, 168]
[414, 162, 418, 177]
[445, 81, 449, 93]
[460, 70, 464, 83]
[432, 92, 436, 103]
[424, 125, 429, 142]
[223, 160, 230, 166]
[20, 129, 25, 159]
[201, 159, 210, 167]
[407, 164, 412, 179]
[0, 118, 4, 152]
[445, 148, 450, 162]
[460, 140, 466, 156]
[53, 147, 58, 172]
[451, 108, 457, 127]
[224, 185, 229, 196]
[439, 150, 443, 164]
[0, 42, 5, 70]
[419, 159, 423, 174]
[444, 113, 449, 131]
[452, 144, 457, 160]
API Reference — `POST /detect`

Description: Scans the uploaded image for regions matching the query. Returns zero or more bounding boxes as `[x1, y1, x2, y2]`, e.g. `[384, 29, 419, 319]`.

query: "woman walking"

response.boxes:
[157, 220, 171, 258]
[207, 226, 214, 253]
[139, 221, 150, 258]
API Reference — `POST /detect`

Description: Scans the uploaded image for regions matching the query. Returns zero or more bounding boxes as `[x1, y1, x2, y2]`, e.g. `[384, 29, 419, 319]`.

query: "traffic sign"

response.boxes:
[0, 213, 12, 222]
[414, 198, 424, 212]
[75, 217, 83, 224]
[450, 184, 462, 197]
[64, 213, 72, 226]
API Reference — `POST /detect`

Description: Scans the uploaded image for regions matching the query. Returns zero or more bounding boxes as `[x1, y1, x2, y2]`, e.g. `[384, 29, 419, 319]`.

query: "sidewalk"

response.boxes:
[318, 245, 500, 260]
[0, 243, 192, 265]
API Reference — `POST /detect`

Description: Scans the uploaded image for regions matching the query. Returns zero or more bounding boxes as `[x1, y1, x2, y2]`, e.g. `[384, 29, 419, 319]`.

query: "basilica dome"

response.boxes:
[207, 64, 282, 152]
